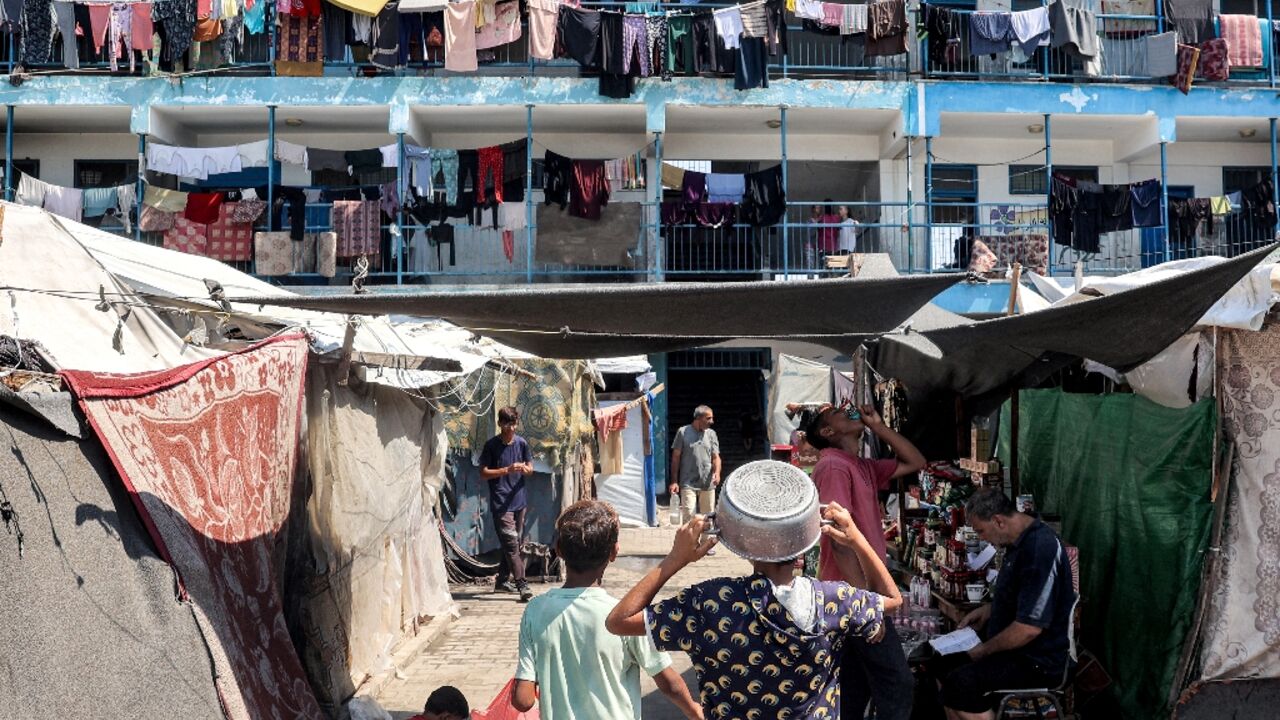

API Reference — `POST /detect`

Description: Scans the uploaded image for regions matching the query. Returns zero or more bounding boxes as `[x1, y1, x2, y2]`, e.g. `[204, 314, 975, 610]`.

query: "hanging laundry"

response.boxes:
[1049, 0, 1097, 59]
[1144, 31, 1177, 77]
[1009, 6, 1049, 56]
[370, 0, 402, 69]
[274, 140, 308, 166]
[184, 192, 225, 225]
[558, 6, 602, 67]
[332, 199, 383, 258]
[923, 4, 963, 66]
[681, 171, 707, 204]
[345, 149, 385, 175]
[1218, 15, 1259, 67]
[646, 14, 670, 79]
[740, 165, 785, 227]
[444, 0, 478, 70]
[1100, 0, 1155, 36]
[254, 232, 296, 276]
[706, 173, 746, 203]
[1099, 184, 1133, 233]
[82, 187, 120, 219]
[526, 0, 560, 59]
[969, 12, 1014, 57]
[740, 1, 768, 38]
[1162, 0, 1213, 46]
[431, 148, 461, 205]
[569, 160, 610, 220]
[543, 150, 573, 210]
[43, 185, 83, 222]
[839, 3, 867, 35]
[736, 36, 769, 90]
[593, 404, 629, 441]
[1209, 196, 1233, 215]
[1196, 37, 1229, 80]
[306, 147, 348, 173]
[204, 202, 256, 260]
[15, 172, 50, 208]
[475, 0, 520, 50]
[276, 12, 323, 76]
[143, 185, 190, 212]
[661, 163, 686, 189]
[1128, 178, 1163, 228]
[1172, 42, 1200, 93]
[794, 0, 823, 21]
[712, 6, 743, 50]
[617, 14, 651, 76]
[666, 13, 694, 75]
[865, 0, 908, 57]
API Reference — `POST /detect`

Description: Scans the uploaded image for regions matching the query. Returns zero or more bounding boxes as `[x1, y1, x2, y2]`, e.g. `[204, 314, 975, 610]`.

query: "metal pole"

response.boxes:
[397, 132, 406, 285]
[1271, 118, 1279, 238]
[654, 130, 665, 282]
[4, 105, 13, 203]
[1156, 0, 1164, 33]
[906, 137, 914, 272]
[1044, 113, 1052, 267]
[780, 106, 789, 279]
[1160, 141, 1170, 263]
[925, 136, 933, 271]
[525, 104, 534, 284]
[268, 4, 277, 74]
[267, 106, 276, 257]
[1269, 0, 1277, 88]
[135, 133, 145, 241]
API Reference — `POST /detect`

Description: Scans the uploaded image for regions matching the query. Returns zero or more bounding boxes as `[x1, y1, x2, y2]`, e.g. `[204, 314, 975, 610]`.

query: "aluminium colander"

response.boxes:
[707, 460, 824, 563]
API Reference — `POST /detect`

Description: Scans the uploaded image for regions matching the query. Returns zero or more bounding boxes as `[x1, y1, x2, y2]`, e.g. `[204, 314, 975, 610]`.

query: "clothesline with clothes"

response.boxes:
[919, 1, 1266, 90]
[659, 163, 786, 228]
[11, 168, 137, 227]
[1047, 173, 1277, 259]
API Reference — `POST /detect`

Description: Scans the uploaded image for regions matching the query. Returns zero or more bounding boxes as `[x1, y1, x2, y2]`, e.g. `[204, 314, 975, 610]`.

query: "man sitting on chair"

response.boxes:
[937, 489, 1077, 720]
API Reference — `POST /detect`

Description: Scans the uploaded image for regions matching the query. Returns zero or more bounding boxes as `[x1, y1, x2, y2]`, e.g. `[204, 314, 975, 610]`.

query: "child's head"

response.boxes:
[423, 685, 469, 720]
[555, 500, 620, 574]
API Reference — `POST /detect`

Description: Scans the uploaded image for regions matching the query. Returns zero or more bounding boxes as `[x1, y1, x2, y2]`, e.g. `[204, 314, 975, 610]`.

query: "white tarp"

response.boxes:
[68, 218, 508, 390]
[767, 354, 832, 445]
[594, 400, 649, 528]
[0, 202, 220, 372]
[1199, 322, 1280, 681]
[304, 363, 456, 697]
[594, 355, 653, 374]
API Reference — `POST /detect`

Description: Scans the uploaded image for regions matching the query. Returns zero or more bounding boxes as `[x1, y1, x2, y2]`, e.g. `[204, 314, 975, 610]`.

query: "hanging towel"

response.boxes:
[183, 192, 225, 225]
[43, 186, 84, 222]
[1144, 31, 1177, 76]
[444, 0, 479, 71]
[275, 140, 308, 166]
[661, 163, 686, 189]
[1049, 0, 1097, 59]
[15, 173, 49, 207]
[143, 186, 191, 212]
[713, 6, 744, 50]
[794, 0, 823, 21]
[1220, 15, 1262, 68]
[1163, 0, 1213, 45]
[1209, 196, 1233, 215]
[706, 173, 746, 203]
[839, 3, 867, 35]
[1009, 7, 1049, 56]
[82, 187, 120, 218]
[1196, 37, 1229, 81]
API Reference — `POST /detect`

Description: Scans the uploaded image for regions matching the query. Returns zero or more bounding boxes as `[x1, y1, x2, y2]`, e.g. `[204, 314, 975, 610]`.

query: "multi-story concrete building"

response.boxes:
[3, 0, 1276, 472]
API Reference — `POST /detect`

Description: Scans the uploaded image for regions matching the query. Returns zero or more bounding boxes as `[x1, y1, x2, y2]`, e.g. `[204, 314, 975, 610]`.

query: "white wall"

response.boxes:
[10, 133, 139, 188]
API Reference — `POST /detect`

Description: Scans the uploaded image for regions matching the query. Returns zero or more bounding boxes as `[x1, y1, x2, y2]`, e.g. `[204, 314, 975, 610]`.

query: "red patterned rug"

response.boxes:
[62, 335, 322, 720]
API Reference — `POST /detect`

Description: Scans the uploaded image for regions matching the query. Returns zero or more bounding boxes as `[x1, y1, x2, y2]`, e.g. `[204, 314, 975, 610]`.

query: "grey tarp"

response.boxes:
[869, 243, 1277, 401]
[233, 274, 963, 359]
[0, 398, 223, 720]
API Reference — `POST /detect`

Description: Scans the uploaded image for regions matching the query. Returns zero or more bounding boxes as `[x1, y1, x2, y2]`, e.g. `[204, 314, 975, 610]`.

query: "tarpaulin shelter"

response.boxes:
[232, 273, 965, 358]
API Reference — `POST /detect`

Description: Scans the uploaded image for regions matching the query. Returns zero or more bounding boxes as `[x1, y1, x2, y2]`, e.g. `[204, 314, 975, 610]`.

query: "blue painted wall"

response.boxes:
[441, 452, 560, 558]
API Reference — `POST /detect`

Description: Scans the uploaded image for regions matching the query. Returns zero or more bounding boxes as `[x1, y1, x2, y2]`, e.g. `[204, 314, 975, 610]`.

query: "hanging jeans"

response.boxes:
[477, 145, 504, 205]
[53, 1, 78, 68]
[430, 149, 460, 205]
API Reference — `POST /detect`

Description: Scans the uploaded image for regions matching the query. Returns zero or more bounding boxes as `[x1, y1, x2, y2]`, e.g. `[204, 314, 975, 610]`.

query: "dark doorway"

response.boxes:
[665, 349, 771, 485]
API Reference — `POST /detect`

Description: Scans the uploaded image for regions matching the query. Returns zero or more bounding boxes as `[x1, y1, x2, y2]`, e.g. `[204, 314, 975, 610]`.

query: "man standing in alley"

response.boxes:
[805, 402, 927, 720]
[668, 405, 721, 525]
[480, 406, 534, 602]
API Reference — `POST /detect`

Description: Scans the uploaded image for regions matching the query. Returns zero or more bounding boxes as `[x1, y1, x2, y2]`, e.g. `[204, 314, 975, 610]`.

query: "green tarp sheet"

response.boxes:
[999, 389, 1214, 720]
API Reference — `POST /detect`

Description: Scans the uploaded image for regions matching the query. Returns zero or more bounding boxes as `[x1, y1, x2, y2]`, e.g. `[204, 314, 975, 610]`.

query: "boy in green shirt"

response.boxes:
[512, 500, 703, 720]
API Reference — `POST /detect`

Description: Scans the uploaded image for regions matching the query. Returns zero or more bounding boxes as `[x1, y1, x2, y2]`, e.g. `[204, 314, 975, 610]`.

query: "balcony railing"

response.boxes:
[109, 196, 1277, 284]
[7, 2, 1275, 86]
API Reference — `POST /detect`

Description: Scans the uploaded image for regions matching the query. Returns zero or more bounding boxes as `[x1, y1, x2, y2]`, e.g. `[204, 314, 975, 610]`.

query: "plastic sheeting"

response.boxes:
[303, 363, 455, 702]
[1199, 322, 1280, 681]
[767, 354, 831, 445]
[0, 202, 219, 372]
[1000, 389, 1215, 720]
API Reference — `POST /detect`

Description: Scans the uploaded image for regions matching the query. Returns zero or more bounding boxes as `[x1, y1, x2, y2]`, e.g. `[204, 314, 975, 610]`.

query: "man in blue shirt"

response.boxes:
[937, 489, 1077, 720]
[479, 406, 534, 602]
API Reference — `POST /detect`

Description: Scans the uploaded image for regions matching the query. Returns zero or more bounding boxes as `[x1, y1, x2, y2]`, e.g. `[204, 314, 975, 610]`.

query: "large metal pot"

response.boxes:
[707, 460, 824, 563]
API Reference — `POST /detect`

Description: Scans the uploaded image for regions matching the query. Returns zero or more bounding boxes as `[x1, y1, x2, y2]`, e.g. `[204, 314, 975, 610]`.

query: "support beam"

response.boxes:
[652, 131, 664, 282]
[4, 105, 12, 202]
[525, 104, 534, 285]
[141, 106, 197, 148]
[1113, 117, 1167, 163]
[780, 106, 790, 279]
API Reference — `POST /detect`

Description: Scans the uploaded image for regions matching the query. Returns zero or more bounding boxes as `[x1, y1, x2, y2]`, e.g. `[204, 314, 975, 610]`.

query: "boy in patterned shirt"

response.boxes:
[606, 502, 903, 720]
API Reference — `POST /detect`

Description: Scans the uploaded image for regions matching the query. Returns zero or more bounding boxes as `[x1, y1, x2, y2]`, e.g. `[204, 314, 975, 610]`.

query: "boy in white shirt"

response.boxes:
[512, 500, 702, 720]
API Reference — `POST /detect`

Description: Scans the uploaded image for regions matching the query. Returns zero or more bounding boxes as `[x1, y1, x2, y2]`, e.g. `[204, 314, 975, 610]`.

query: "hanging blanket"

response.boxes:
[60, 335, 322, 720]
[1220, 14, 1262, 67]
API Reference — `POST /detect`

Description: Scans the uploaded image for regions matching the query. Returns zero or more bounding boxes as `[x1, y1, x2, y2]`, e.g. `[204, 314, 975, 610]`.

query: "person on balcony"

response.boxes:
[837, 205, 861, 254]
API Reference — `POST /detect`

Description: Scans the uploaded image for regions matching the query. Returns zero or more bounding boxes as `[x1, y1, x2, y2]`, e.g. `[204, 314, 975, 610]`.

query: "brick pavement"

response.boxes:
[376, 525, 752, 719]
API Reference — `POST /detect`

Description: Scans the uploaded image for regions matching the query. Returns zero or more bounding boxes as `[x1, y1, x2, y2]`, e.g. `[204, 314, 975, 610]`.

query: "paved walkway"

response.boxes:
[376, 525, 752, 719]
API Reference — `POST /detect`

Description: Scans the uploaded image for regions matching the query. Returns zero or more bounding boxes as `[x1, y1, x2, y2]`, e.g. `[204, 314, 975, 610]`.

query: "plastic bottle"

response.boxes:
[669, 493, 681, 526]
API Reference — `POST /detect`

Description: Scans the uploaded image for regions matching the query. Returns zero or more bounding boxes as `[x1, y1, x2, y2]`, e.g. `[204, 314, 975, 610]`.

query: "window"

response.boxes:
[3, 158, 40, 182]
[1223, 166, 1270, 195]
[74, 159, 138, 189]
[1219, 0, 1280, 16]
[1009, 165, 1098, 195]
[930, 165, 978, 269]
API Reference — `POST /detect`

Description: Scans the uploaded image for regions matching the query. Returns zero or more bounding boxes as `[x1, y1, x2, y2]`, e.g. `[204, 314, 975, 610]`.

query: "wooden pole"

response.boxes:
[1007, 264, 1022, 496]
